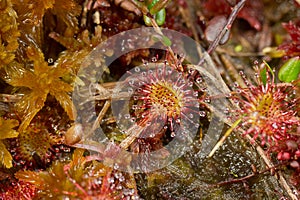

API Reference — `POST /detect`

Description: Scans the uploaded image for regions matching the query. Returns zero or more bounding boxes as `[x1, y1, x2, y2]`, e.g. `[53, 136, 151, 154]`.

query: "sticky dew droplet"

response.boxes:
[188, 68, 195, 74]
[171, 132, 176, 137]
[129, 79, 134, 86]
[128, 87, 133, 93]
[48, 58, 54, 64]
[199, 111, 206, 117]
[196, 77, 202, 83]
[151, 57, 157, 62]
[124, 114, 130, 119]
[134, 67, 140, 72]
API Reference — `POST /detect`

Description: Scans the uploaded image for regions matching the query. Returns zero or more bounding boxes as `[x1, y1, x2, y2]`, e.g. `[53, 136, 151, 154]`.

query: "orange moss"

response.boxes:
[5, 46, 76, 132]
[0, 0, 20, 68]
[0, 117, 19, 168]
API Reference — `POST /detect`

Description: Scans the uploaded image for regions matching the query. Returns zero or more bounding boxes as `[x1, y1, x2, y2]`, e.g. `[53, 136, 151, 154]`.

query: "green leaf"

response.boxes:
[149, 0, 170, 15]
[155, 9, 166, 26]
[278, 57, 300, 83]
[260, 66, 267, 86]
[161, 35, 172, 47]
[151, 34, 172, 47]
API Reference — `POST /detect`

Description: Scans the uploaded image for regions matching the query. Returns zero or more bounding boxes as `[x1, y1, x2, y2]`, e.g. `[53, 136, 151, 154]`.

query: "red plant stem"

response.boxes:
[198, 0, 246, 66]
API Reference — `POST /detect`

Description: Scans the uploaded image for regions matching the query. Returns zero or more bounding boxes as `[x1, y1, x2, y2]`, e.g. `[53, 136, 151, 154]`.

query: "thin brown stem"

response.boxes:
[198, 0, 246, 66]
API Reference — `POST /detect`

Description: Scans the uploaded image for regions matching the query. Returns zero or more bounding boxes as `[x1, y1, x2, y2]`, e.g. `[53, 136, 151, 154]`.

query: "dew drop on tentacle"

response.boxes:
[129, 79, 134, 86]
[124, 114, 130, 119]
[170, 132, 176, 137]
[134, 67, 140, 72]
[196, 77, 202, 83]
[128, 87, 133, 94]
[199, 111, 206, 117]
[151, 56, 157, 62]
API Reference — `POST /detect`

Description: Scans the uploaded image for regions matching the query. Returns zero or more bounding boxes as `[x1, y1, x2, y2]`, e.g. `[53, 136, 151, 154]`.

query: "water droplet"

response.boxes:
[189, 113, 194, 118]
[128, 87, 133, 93]
[151, 57, 157, 62]
[143, 61, 148, 66]
[201, 87, 208, 92]
[224, 108, 230, 114]
[196, 77, 202, 83]
[204, 97, 211, 103]
[163, 125, 168, 129]
[133, 96, 138, 100]
[171, 132, 176, 137]
[124, 114, 130, 119]
[233, 82, 239, 87]
[114, 163, 119, 170]
[142, 71, 147, 76]
[176, 119, 181, 123]
[129, 80, 134, 85]
[48, 58, 53, 64]
[225, 93, 232, 98]
[188, 68, 195, 74]
[132, 105, 138, 110]
[253, 60, 259, 65]
[199, 111, 206, 117]
[158, 68, 163, 74]
[146, 121, 151, 126]
[108, 177, 115, 183]
[272, 123, 278, 129]
[148, 70, 153, 75]
[131, 117, 136, 122]
[116, 184, 123, 190]
[239, 71, 244, 76]
[134, 67, 140, 72]
[193, 91, 198, 97]
[138, 81, 145, 86]
[119, 176, 125, 182]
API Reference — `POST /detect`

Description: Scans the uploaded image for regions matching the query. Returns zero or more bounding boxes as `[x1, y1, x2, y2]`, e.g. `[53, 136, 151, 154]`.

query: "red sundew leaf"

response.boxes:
[278, 21, 300, 57]
[283, 21, 300, 42]
[203, 0, 263, 30]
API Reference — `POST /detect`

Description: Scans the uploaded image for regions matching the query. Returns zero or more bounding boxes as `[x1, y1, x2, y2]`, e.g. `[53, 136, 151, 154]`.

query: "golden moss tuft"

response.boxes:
[5, 46, 76, 132]
[0, 117, 19, 168]
[0, 0, 20, 68]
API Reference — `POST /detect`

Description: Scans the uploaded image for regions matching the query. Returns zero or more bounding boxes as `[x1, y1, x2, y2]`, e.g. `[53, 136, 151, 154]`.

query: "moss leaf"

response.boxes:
[0, 117, 19, 168]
